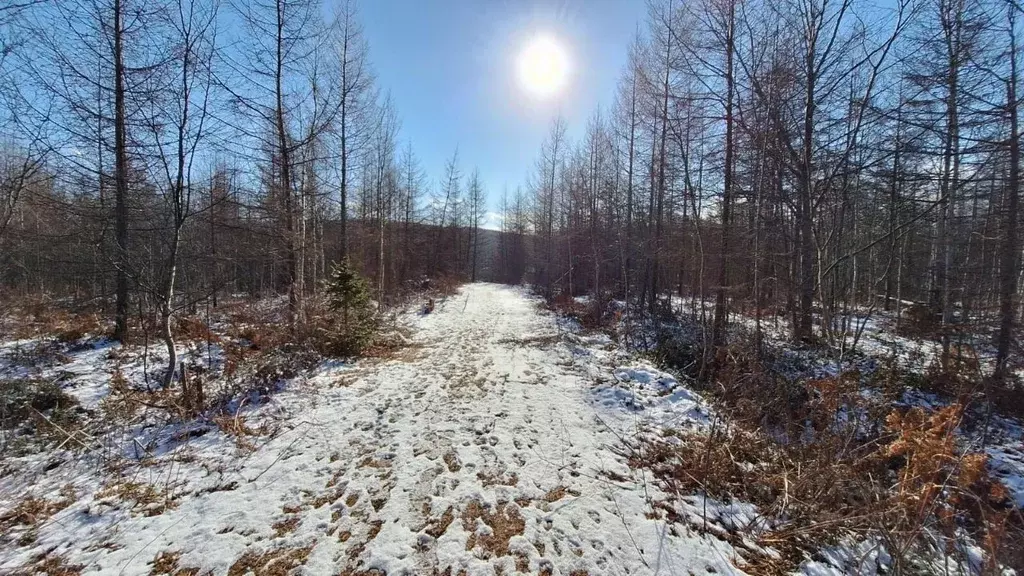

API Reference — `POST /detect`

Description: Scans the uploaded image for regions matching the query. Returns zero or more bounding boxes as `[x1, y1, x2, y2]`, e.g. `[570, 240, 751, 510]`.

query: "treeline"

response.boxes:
[502, 0, 1024, 378]
[0, 0, 488, 342]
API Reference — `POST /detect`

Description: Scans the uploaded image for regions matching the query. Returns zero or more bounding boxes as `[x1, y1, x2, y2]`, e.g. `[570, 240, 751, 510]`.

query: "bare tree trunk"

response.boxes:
[797, 36, 816, 343]
[712, 0, 736, 346]
[113, 0, 130, 342]
[996, 2, 1020, 378]
[275, 0, 299, 330]
[936, 2, 962, 371]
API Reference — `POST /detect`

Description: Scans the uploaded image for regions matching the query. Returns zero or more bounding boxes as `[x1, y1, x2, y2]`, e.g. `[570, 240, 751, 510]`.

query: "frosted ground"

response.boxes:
[2, 283, 1021, 575]
[1, 284, 746, 575]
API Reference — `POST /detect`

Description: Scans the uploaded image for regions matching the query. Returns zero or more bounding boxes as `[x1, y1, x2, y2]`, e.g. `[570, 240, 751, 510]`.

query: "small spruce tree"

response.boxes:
[322, 258, 376, 355]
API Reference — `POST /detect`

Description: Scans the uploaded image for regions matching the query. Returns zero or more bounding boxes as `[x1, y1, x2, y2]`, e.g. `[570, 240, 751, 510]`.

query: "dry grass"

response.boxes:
[12, 553, 84, 575]
[1, 484, 76, 546]
[497, 334, 562, 349]
[356, 456, 392, 469]
[424, 505, 455, 539]
[311, 486, 345, 508]
[443, 451, 461, 473]
[429, 274, 464, 298]
[4, 295, 106, 343]
[272, 516, 300, 537]
[338, 569, 388, 576]
[221, 300, 290, 352]
[541, 485, 579, 503]
[96, 480, 175, 517]
[226, 545, 313, 576]
[1, 378, 83, 450]
[173, 316, 219, 344]
[546, 291, 620, 331]
[343, 520, 384, 566]
[636, 338, 1021, 573]
[477, 470, 518, 487]
[360, 327, 418, 361]
[462, 500, 525, 558]
[212, 412, 269, 451]
[149, 551, 204, 576]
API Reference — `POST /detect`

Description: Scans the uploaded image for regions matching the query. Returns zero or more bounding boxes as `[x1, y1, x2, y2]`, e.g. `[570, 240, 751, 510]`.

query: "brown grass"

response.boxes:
[497, 335, 561, 349]
[96, 480, 175, 517]
[637, 340, 1020, 573]
[356, 456, 391, 469]
[226, 545, 313, 576]
[311, 486, 345, 508]
[272, 516, 300, 537]
[462, 500, 525, 558]
[4, 294, 106, 342]
[443, 451, 461, 473]
[173, 316, 218, 343]
[12, 553, 84, 576]
[547, 292, 619, 331]
[360, 328, 418, 361]
[425, 506, 455, 539]
[149, 551, 204, 576]
[212, 413, 268, 451]
[430, 275, 464, 297]
[477, 470, 518, 487]
[543, 486, 577, 503]
[1, 484, 76, 542]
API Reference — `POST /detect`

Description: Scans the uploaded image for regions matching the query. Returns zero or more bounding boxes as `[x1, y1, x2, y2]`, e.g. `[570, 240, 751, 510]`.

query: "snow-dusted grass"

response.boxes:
[7, 285, 1019, 575]
[610, 295, 1024, 574]
[0, 284, 749, 575]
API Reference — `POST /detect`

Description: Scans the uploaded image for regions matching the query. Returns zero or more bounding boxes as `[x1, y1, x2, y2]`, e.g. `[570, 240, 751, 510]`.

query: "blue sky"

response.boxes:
[358, 0, 646, 222]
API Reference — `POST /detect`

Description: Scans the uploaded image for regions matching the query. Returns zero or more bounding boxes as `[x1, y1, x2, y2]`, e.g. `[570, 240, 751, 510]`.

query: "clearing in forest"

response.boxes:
[0, 283, 738, 575]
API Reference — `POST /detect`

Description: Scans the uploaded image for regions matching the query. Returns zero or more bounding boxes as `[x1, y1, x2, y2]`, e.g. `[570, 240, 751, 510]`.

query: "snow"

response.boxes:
[0, 283, 747, 575]
[0, 333, 225, 412]
[592, 362, 709, 432]
[798, 538, 892, 575]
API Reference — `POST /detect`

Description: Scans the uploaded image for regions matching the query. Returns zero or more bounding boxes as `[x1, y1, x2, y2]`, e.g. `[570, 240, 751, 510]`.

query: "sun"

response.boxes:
[517, 34, 569, 99]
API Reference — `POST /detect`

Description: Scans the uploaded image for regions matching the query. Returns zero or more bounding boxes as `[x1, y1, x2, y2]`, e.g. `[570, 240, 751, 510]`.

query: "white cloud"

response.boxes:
[479, 211, 504, 231]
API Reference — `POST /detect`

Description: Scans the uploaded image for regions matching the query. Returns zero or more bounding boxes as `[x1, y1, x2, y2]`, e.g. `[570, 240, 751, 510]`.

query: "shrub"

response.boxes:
[174, 315, 218, 343]
[0, 378, 82, 454]
[0, 378, 80, 430]
[547, 292, 621, 331]
[880, 404, 1012, 572]
[318, 259, 377, 357]
[636, 327, 1017, 573]
[898, 303, 939, 339]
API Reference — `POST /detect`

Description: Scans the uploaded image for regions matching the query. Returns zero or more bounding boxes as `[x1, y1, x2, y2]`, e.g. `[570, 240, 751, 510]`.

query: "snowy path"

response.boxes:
[2, 283, 742, 575]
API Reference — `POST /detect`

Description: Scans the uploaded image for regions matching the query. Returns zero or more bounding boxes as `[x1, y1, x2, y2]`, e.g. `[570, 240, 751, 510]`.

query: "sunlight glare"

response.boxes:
[517, 34, 569, 99]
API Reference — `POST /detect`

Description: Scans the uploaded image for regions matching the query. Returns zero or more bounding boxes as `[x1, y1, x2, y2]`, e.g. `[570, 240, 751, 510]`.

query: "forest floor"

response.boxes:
[0, 283, 750, 575]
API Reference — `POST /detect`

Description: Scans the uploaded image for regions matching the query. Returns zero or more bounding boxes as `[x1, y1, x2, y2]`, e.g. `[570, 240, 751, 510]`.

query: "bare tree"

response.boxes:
[228, 0, 339, 329]
[995, 0, 1020, 378]
[467, 168, 485, 282]
[148, 0, 217, 389]
[333, 0, 373, 263]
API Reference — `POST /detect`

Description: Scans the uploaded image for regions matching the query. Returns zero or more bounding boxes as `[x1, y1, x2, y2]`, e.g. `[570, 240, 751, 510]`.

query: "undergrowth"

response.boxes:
[559, 293, 1024, 574]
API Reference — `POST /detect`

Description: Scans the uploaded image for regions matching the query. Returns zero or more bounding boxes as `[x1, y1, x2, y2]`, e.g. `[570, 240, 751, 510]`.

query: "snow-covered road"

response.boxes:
[2, 283, 742, 575]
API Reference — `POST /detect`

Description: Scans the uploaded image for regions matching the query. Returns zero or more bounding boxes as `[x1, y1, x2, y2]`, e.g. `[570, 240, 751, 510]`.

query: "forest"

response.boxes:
[3, 0, 1021, 377]
[2, 0, 1024, 574]
[506, 0, 1023, 377]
